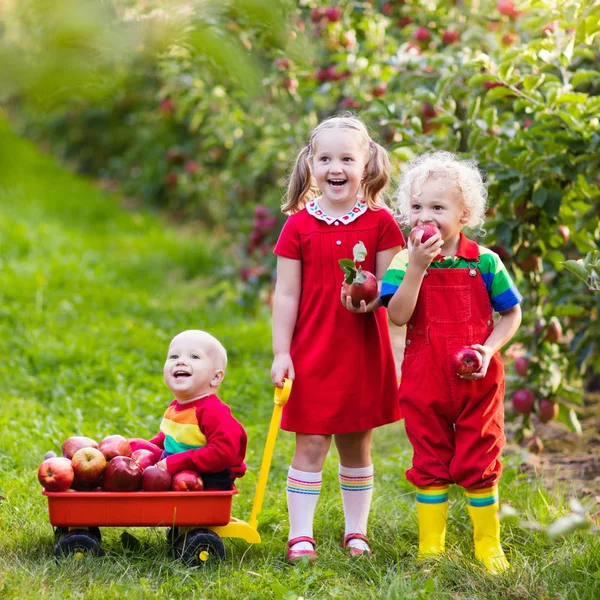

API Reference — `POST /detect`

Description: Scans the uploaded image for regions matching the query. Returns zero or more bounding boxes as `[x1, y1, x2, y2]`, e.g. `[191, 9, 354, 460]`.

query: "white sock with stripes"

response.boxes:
[287, 466, 322, 551]
[339, 464, 374, 552]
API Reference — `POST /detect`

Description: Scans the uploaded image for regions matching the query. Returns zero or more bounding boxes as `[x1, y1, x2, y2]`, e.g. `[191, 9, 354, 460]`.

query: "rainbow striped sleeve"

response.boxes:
[416, 486, 449, 504]
[381, 248, 409, 306]
[465, 486, 499, 507]
[478, 246, 522, 312]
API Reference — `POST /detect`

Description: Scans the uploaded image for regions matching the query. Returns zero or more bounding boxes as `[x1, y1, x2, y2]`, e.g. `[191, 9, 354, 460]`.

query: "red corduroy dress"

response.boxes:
[398, 261, 505, 490]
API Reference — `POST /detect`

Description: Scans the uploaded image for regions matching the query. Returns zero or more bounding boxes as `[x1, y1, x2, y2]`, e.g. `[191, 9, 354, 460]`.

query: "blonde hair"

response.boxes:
[282, 113, 390, 214]
[395, 151, 488, 229]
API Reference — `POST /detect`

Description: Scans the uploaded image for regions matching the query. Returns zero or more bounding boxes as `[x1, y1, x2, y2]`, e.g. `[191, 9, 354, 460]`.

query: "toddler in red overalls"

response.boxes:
[381, 151, 522, 573]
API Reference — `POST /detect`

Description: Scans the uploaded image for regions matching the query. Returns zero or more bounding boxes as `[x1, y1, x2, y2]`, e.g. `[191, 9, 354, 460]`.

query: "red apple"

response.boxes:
[538, 398, 558, 423]
[62, 436, 99, 459]
[497, 0, 519, 19]
[103, 456, 143, 492]
[132, 449, 158, 471]
[442, 29, 460, 44]
[38, 457, 74, 491]
[512, 388, 535, 414]
[544, 317, 562, 343]
[99, 435, 132, 461]
[372, 82, 387, 98]
[71, 447, 107, 483]
[557, 225, 569, 245]
[517, 254, 541, 273]
[451, 346, 483, 376]
[409, 223, 440, 244]
[342, 269, 379, 307]
[142, 466, 173, 492]
[325, 7, 341, 22]
[414, 27, 430, 43]
[514, 356, 530, 377]
[283, 77, 299, 92]
[310, 8, 323, 22]
[502, 32, 517, 46]
[172, 470, 204, 492]
[128, 439, 163, 463]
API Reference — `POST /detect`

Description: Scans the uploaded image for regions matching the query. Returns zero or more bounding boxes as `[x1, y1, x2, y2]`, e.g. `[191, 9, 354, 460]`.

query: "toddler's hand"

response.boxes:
[408, 230, 444, 271]
[340, 287, 381, 313]
[271, 352, 295, 387]
[460, 344, 491, 380]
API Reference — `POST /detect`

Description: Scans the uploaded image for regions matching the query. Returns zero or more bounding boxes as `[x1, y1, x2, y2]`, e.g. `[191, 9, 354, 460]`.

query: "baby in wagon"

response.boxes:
[132, 330, 247, 490]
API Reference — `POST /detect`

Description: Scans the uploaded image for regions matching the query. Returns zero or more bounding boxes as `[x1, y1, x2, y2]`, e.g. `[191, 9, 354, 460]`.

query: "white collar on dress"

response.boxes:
[306, 197, 368, 225]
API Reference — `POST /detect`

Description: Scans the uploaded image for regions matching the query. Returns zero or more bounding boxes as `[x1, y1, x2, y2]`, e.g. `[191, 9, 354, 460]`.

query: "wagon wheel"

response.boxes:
[54, 526, 101, 542]
[165, 526, 180, 546]
[176, 529, 225, 567]
[54, 531, 104, 559]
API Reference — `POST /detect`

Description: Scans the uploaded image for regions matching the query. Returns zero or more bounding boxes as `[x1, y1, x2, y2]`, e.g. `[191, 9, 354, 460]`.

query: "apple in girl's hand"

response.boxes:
[409, 223, 440, 244]
[71, 447, 107, 483]
[339, 241, 379, 308]
[61, 436, 99, 459]
[142, 466, 172, 491]
[38, 457, 75, 491]
[171, 470, 204, 491]
[451, 346, 482, 376]
[132, 449, 158, 471]
[103, 456, 143, 491]
[128, 438, 163, 463]
[99, 435, 132, 461]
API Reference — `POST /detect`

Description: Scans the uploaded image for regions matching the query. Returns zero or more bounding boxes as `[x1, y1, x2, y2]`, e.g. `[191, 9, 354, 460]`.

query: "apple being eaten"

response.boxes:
[409, 223, 440, 244]
[38, 457, 74, 491]
[61, 436, 98, 459]
[71, 447, 107, 483]
[142, 466, 172, 492]
[103, 456, 143, 491]
[451, 346, 483, 376]
[339, 241, 379, 308]
[172, 470, 204, 491]
[99, 434, 132, 461]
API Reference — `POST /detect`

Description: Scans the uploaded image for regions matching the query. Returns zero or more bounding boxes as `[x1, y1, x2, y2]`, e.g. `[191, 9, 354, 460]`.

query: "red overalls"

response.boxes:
[398, 253, 505, 491]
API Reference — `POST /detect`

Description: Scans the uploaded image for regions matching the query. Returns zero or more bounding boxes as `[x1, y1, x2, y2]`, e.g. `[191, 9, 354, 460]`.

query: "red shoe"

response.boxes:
[342, 533, 372, 557]
[286, 536, 317, 564]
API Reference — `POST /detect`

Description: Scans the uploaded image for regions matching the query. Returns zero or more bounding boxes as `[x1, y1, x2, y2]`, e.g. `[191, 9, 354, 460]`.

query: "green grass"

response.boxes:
[0, 119, 598, 599]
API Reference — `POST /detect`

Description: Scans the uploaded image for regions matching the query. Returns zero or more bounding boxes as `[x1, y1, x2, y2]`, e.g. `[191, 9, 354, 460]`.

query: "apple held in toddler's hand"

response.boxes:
[451, 346, 483, 376]
[339, 241, 379, 308]
[409, 223, 440, 244]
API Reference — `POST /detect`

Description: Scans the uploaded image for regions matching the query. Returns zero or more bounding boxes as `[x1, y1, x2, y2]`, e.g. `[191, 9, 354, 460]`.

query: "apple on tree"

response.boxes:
[450, 346, 483, 376]
[512, 388, 535, 414]
[339, 241, 379, 308]
[38, 457, 74, 491]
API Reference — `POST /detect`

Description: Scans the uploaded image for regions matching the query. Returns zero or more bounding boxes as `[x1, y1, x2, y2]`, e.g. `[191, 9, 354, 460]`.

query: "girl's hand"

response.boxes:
[460, 344, 491, 380]
[271, 352, 295, 387]
[408, 231, 444, 271]
[340, 287, 381, 313]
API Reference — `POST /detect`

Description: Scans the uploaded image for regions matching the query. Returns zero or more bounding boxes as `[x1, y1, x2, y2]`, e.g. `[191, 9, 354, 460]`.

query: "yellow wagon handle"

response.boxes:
[248, 378, 292, 531]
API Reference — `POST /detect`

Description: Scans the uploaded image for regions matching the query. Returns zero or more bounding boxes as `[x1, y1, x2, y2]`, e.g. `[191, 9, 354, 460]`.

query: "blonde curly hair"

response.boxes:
[395, 151, 488, 229]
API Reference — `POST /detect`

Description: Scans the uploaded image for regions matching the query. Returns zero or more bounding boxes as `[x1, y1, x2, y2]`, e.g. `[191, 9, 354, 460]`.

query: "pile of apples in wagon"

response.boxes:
[37, 435, 204, 493]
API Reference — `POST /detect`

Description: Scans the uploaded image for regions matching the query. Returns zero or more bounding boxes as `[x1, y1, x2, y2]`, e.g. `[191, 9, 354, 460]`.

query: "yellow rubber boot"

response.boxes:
[416, 486, 449, 557]
[465, 487, 510, 574]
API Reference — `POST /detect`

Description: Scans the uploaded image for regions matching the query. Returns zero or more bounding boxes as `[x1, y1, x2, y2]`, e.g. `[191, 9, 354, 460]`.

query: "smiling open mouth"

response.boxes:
[328, 179, 346, 187]
[174, 371, 191, 378]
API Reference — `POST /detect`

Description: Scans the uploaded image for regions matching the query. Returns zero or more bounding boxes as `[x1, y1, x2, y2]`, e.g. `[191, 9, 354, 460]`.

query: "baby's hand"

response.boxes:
[271, 352, 295, 387]
[408, 230, 444, 271]
[156, 459, 168, 470]
[460, 344, 491, 380]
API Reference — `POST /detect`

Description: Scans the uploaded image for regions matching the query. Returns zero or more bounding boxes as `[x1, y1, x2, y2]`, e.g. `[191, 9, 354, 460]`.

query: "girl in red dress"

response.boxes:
[270, 114, 405, 563]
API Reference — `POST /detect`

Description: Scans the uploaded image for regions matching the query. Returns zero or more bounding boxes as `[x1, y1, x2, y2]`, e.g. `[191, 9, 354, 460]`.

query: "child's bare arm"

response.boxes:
[271, 256, 301, 386]
[466, 304, 522, 380]
[387, 234, 443, 326]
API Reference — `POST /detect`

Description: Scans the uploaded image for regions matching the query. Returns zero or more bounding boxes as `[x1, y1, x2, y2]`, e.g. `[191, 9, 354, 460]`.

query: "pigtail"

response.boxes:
[361, 141, 390, 209]
[282, 145, 318, 214]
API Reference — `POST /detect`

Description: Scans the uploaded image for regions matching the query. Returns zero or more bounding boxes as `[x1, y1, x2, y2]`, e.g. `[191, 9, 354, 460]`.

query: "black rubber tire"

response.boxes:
[54, 527, 101, 542]
[166, 526, 180, 546]
[177, 529, 225, 567]
[54, 531, 104, 559]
